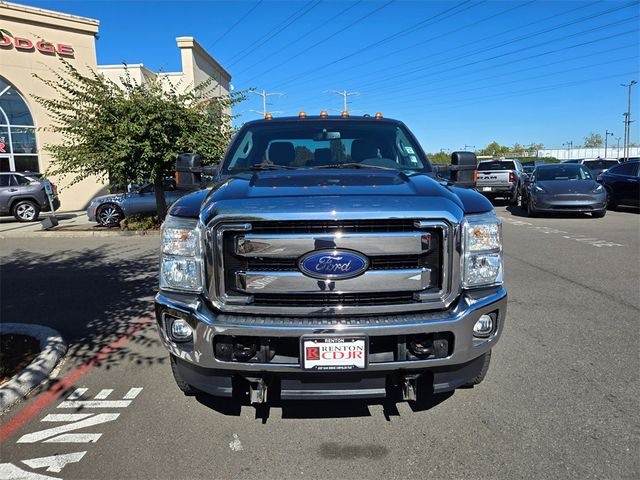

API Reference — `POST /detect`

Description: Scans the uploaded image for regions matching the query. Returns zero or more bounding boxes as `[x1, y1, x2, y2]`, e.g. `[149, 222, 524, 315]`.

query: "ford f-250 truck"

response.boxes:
[155, 114, 506, 404]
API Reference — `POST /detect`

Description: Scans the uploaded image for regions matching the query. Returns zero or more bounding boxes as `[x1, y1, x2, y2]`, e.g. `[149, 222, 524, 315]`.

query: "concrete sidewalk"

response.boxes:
[0, 211, 159, 238]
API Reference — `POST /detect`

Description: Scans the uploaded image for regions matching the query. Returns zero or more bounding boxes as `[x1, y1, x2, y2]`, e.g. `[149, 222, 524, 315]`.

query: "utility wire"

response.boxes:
[379, 42, 639, 105]
[375, 29, 639, 109]
[236, 1, 363, 78]
[227, 0, 322, 68]
[206, 1, 263, 52]
[272, 0, 478, 89]
[357, 3, 639, 93]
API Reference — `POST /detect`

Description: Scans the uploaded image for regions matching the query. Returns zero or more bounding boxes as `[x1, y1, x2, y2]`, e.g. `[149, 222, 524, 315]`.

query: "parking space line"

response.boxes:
[0, 313, 153, 443]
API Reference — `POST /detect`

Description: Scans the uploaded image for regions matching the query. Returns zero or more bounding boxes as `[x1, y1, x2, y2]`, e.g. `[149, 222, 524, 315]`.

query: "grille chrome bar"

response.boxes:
[236, 232, 430, 257]
[207, 218, 459, 316]
[235, 268, 431, 294]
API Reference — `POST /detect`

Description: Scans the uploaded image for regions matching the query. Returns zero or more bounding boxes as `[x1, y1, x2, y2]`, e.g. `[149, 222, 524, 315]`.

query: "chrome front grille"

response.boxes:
[208, 219, 458, 316]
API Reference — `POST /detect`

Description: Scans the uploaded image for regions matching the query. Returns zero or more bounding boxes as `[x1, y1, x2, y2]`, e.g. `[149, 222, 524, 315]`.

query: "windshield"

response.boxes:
[582, 160, 619, 170]
[535, 165, 593, 181]
[223, 121, 431, 173]
[478, 161, 516, 171]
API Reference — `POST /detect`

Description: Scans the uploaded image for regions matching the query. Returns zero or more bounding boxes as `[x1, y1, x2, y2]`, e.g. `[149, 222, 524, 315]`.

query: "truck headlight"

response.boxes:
[462, 213, 503, 288]
[160, 215, 203, 292]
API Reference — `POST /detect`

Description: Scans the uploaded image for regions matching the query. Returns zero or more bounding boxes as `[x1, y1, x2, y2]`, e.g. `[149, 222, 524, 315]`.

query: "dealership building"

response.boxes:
[0, 1, 231, 210]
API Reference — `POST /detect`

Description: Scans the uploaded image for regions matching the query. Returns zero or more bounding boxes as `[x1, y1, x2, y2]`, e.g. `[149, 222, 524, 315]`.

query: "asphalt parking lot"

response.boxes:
[1, 205, 638, 480]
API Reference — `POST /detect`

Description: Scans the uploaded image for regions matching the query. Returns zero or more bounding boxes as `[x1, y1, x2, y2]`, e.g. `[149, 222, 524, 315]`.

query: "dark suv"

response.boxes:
[0, 172, 60, 222]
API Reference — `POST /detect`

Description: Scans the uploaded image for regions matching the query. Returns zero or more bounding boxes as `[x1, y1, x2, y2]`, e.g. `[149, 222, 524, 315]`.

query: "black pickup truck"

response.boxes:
[155, 114, 506, 404]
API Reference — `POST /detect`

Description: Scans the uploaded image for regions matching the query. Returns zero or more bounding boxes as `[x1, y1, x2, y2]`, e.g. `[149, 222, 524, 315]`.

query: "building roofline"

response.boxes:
[176, 36, 231, 81]
[0, 1, 99, 33]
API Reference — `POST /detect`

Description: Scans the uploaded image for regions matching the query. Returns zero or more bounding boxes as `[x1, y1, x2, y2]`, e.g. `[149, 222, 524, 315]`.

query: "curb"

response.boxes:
[0, 229, 160, 239]
[0, 323, 67, 414]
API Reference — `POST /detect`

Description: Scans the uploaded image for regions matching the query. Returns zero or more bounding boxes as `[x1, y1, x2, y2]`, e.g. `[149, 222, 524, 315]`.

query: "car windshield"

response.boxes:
[477, 161, 516, 171]
[582, 160, 619, 170]
[223, 120, 431, 173]
[536, 165, 593, 181]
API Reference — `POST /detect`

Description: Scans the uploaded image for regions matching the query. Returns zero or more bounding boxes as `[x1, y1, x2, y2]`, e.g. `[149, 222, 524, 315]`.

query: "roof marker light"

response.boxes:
[320, 110, 329, 118]
[264, 113, 273, 120]
[298, 111, 307, 118]
[375, 112, 384, 119]
[341, 110, 349, 118]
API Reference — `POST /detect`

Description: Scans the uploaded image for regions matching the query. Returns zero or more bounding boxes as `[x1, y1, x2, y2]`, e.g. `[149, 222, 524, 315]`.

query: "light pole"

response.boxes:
[463, 144, 475, 152]
[562, 141, 573, 160]
[621, 80, 637, 162]
[604, 130, 614, 158]
[250, 90, 285, 117]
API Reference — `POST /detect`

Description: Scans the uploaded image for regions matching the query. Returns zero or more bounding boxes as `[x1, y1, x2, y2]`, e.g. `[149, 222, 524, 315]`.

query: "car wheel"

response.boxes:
[527, 199, 537, 217]
[509, 188, 519, 206]
[592, 210, 606, 218]
[520, 192, 528, 209]
[170, 355, 199, 396]
[12, 200, 40, 222]
[606, 189, 617, 210]
[96, 203, 123, 227]
[461, 350, 491, 388]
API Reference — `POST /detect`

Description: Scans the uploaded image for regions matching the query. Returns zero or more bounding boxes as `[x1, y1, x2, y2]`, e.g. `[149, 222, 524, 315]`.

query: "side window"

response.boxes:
[610, 162, 636, 176]
[13, 175, 31, 185]
[227, 131, 254, 170]
[0, 175, 9, 187]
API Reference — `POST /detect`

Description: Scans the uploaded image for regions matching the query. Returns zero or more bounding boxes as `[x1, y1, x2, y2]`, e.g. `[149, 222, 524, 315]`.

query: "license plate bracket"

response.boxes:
[301, 335, 368, 371]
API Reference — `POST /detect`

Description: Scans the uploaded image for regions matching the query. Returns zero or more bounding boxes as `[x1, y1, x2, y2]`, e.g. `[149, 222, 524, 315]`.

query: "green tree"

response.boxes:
[478, 141, 510, 157]
[33, 60, 245, 220]
[583, 133, 604, 147]
[428, 151, 450, 164]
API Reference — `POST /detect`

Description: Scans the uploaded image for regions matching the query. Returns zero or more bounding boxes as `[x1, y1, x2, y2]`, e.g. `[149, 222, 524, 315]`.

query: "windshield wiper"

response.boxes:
[308, 163, 395, 171]
[248, 164, 298, 171]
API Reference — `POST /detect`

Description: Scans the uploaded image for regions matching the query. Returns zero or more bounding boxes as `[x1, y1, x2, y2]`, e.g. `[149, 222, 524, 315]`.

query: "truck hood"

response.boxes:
[169, 169, 493, 222]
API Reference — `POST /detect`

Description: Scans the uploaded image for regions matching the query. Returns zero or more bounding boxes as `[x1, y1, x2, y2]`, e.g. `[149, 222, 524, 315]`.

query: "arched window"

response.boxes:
[0, 76, 39, 173]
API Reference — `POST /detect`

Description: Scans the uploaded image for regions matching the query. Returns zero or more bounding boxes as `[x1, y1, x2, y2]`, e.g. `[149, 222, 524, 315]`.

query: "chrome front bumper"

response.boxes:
[155, 287, 507, 374]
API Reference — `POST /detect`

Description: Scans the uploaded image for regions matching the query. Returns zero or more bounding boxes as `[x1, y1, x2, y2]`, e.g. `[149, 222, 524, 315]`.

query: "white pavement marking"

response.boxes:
[22, 452, 87, 473]
[229, 433, 243, 452]
[17, 413, 120, 443]
[56, 400, 132, 409]
[499, 216, 625, 248]
[41, 414, 93, 423]
[123, 387, 143, 400]
[0, 463, 60, 479]
[45, 433, 102, 443]
[65, 388, 87, 400]
[93, 389, 113, 400]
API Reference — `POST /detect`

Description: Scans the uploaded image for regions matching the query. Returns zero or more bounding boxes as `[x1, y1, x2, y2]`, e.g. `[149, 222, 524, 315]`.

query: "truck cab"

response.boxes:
[155, 114, 507, 404]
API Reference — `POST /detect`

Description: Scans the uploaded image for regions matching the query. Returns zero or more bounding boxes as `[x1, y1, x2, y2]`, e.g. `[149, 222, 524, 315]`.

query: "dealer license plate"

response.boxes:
[482, 187, 492, 192]
[302, 337, 367, 371]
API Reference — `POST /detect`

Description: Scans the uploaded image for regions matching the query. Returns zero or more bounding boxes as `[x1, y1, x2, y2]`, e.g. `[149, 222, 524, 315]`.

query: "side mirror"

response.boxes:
[176, 153, 203, 191]
[450, 151, 477, 188]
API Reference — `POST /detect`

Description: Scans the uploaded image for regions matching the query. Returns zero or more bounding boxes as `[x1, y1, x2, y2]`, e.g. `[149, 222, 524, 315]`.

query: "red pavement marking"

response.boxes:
[0, 314, 154, 443]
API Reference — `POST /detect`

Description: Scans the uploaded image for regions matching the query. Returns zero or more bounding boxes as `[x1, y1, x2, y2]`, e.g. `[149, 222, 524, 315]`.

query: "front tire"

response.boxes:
[527, 199, 537, 217]
[509, 188, 519, 206]
[170, 355, 199, 396]
[96, 203, 123, 227]
[13, 200, 40, 222]
[462, 351, 492, 387]
[592, 210, 606, 218]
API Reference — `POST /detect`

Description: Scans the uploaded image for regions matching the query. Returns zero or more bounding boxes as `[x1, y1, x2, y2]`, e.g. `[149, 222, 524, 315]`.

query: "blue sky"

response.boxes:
[17, 0, 640, 152]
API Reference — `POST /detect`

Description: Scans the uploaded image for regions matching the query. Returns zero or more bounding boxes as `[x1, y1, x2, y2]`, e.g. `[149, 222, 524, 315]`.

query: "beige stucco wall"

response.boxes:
[0, 1, 103, 211]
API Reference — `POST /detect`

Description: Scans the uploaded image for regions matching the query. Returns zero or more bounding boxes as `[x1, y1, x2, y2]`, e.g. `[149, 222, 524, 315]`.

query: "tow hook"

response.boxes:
[248, 378, 268, 404]
[401, 375, 420, 401]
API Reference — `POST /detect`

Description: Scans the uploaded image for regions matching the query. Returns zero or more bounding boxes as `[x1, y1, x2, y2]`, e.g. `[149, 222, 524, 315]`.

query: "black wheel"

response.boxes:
[96, 203, 123, 227]
[12, 200, 40, 222]
[520, 192, 528, 209]
[592, 210, 606, 218]
[170, 355, 199, 396]
[509, 188, 519, 206]
[527, 199, 537, 217]
[606, 189, 617, 210]
[462, 350, 492, 387]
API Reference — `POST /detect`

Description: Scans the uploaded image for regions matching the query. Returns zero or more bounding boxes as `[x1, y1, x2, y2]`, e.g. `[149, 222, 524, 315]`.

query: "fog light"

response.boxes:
[473, 314, 494, 338]
[170, 318, 193, 342]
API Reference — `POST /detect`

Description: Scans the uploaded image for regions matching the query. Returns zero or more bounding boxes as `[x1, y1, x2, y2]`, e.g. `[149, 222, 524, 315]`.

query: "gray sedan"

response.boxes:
[87, 181, 185, 226]
[521, 164, 607, 218]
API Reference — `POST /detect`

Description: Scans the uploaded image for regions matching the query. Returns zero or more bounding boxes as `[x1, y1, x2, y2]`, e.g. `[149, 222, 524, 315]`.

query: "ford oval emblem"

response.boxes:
[298, 249, 369, 280]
